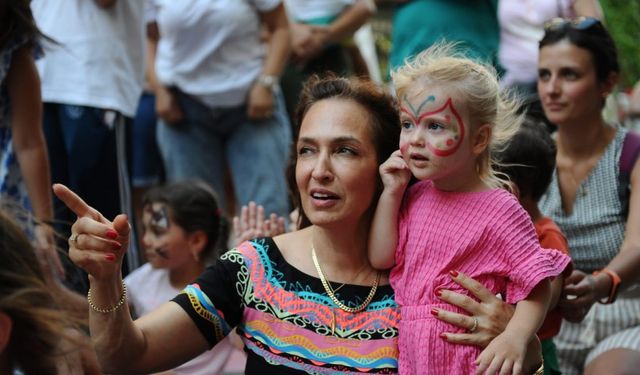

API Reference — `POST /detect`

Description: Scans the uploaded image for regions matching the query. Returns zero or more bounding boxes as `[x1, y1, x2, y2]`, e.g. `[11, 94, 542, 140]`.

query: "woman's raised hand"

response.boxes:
[52, 184, 129, 282]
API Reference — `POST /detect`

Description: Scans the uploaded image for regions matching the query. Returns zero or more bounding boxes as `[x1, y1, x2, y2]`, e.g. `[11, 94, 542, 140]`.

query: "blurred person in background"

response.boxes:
[498, 0, 602, 98]
[147, 0, 291, 219]
[31, 0, 145, 286]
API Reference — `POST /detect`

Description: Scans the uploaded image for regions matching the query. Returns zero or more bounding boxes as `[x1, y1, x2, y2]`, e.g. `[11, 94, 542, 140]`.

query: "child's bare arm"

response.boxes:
[368, 150, 411, 269]
[475, 278, 551, 375]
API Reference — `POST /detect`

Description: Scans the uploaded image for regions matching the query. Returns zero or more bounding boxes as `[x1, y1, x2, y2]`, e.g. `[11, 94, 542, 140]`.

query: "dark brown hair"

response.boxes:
[143, 180, 229, 261]
[0, 210, 70, 374]
[0, 0, 52, 49]
[288, 75, 401, 228]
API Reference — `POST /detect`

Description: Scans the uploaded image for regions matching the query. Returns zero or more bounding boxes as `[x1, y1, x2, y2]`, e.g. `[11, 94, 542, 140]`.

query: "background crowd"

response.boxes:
[1, 0, 639, 374]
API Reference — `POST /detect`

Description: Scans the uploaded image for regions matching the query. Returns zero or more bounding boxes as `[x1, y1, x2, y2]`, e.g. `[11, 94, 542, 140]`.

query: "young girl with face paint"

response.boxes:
[123, 180, 239, 375]
[368, 43, 571, 375]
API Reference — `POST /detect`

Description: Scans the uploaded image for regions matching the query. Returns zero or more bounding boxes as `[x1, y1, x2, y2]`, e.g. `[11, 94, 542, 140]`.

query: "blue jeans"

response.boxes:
[43, 103, 136, 290]
[156, 89, 291, 218]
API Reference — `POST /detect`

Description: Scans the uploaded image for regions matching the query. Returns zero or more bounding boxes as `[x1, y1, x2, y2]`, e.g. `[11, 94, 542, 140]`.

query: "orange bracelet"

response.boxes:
[592, 268, 621, 304]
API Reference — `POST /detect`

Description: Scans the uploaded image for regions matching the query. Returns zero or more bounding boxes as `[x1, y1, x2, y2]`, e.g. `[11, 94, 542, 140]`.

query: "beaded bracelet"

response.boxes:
[87, 281, 127, 313]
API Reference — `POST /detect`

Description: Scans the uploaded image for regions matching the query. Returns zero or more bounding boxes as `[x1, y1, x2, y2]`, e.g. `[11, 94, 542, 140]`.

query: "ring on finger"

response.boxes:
[69, 232, 79, 244]
[469, 317, 478, 332]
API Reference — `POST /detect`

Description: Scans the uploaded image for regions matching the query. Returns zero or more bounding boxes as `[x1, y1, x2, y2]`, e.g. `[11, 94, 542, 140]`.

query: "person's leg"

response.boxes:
[583, 299, 640, 375]
[585, 349, 640, 375]
[130, 92, 162, 260]
[59, 105, 121, 221]
[553, 318, 593, 375]
[156, 91, 227, 209]
[42, 103, 71, 229]
[226, 90, 291, 219]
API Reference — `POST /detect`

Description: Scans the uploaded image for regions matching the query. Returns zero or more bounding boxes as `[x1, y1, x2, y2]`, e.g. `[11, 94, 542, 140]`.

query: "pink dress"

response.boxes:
[390, 180, 571, 374]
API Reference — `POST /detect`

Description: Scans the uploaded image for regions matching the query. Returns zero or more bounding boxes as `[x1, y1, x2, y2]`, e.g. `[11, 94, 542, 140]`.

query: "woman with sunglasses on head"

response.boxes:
[537, 17, 640, 375]
[498, 0, 603, 98]
[52, 76, 546, 374]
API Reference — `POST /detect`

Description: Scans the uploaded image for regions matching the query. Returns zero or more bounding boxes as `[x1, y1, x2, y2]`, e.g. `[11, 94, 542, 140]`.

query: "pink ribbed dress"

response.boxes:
[390, 180, 571, 374]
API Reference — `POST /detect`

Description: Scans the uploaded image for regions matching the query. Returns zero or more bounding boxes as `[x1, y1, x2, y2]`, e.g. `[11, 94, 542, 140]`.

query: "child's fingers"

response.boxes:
[256, 204, 265, 226]
[484, 356, 502, 375]
[240, 205, 249, 229]
[512, 361, 523, 375]
[499, 358, 513, 375]
[248, 202, 257, 230]
[474, 351, 492, 375]
[276, 216, 286, 235]
[232, 216, 241, 238]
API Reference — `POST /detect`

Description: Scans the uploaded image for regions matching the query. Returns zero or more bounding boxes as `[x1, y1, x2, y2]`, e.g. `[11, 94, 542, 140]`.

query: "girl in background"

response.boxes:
[124, 180, 242, 375]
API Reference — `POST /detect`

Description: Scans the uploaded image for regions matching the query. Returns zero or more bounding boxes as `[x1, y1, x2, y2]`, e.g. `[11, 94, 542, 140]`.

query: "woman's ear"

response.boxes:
[600, 71, 619, 99]
[0, 312, 12, 353]
[188, 230, 208, 262]
[472, 124, 492, 155]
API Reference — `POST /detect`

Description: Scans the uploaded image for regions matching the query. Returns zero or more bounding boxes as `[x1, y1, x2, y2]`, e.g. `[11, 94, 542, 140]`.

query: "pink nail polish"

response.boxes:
[449, 270, 459, 278]
[106, 229, 118, 239]
[105, 254, 115, 262]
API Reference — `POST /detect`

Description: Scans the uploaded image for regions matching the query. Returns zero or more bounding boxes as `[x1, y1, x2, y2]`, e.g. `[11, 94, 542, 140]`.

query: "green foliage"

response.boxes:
[601, 0, 640, 88]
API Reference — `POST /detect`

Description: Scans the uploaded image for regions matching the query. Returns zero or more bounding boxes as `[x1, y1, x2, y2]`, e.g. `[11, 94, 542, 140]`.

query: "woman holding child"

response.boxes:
[537, 17, 640, 374]
[56, 75, 545, 374]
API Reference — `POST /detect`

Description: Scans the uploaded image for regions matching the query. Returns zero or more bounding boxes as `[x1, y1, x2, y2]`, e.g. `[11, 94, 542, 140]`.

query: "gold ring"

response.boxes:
[69, 233, 78, 244]
[469, 317, 478, 332]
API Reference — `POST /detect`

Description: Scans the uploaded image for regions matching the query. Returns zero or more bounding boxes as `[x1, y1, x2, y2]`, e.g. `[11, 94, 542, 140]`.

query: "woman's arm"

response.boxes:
[559, 158, 640, 322]
[247, 3, 290, 120]
[433, 271, 543, 374]
[53, 184, 210, 374]
[295, 0, 375, 63]
[7, 46, 64, 276]
[146, 22, 183, 124]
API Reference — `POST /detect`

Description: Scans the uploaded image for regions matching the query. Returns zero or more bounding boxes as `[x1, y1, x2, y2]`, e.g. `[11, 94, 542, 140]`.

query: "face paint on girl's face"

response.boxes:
[150, 205, 170, 231]
[400, 95, 466, 157]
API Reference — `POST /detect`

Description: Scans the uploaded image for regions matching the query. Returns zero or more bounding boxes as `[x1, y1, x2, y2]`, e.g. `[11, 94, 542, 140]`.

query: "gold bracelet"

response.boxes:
[531, 360, 544, 375]
[87, 281, 127, 313]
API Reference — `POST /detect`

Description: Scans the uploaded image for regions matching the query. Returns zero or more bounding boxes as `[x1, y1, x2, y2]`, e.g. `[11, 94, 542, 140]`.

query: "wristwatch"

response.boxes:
[592, 268, 621, 304]
[256, 74, 279, 92]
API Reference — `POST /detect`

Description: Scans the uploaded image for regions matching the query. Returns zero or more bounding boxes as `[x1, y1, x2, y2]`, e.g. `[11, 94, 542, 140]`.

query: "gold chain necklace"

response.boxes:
[311, 245, 380, 314]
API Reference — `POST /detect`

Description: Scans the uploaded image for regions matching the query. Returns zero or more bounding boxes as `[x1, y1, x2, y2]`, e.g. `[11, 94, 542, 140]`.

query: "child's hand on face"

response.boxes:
[379, 150, 411, 196]
[475, 330, 527, 375]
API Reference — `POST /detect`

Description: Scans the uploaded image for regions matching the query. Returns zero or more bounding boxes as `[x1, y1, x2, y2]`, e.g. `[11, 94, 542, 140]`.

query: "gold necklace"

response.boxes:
[311, 245, 380, 314]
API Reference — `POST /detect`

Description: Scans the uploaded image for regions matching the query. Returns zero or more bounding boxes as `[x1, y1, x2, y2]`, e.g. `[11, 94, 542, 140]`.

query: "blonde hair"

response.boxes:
[392, 41, 523, 190]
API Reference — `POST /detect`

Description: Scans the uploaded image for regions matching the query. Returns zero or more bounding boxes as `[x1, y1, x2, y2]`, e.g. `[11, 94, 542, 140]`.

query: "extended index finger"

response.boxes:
[52, 184, 103, 221]
[450, 271, 497, 303]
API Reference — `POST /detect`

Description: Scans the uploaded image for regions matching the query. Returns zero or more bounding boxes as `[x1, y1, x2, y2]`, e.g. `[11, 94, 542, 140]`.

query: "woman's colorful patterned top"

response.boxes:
[172, 237, 399, 374]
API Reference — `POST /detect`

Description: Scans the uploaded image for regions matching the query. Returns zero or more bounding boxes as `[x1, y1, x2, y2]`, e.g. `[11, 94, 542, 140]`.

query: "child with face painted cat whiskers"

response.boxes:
[368, 42, 571, 375]
[123, 180, 239, 375]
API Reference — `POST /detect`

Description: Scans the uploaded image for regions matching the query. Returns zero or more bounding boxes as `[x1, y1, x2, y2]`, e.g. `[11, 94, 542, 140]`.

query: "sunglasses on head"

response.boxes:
[543, 16, 602, 32]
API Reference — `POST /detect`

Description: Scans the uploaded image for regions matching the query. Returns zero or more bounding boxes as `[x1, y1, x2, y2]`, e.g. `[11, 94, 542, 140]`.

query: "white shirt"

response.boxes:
[498, 0, 575, 87]
[285, 0, 354, 22]
[147, 0, 280, 107]
[31, 0, 145, 117]
[124, 263, 237, 375]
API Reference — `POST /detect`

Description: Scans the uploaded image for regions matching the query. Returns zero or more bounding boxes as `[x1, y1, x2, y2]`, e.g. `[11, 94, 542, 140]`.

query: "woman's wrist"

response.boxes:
[590, 272, 613, 301]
